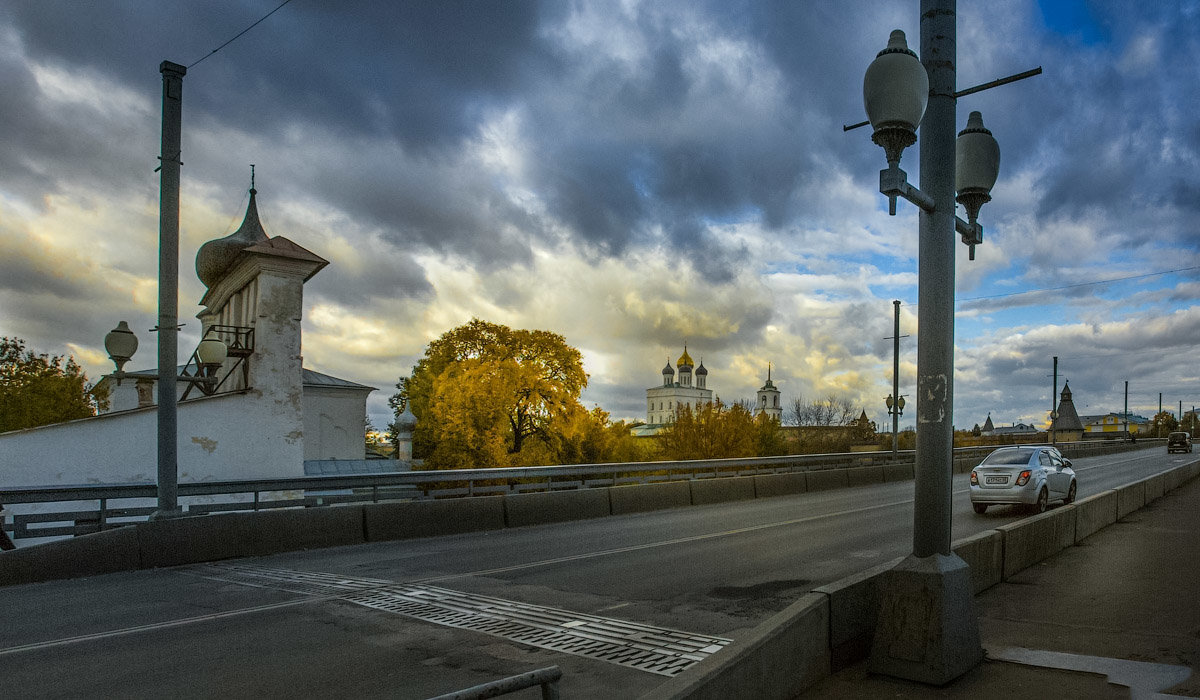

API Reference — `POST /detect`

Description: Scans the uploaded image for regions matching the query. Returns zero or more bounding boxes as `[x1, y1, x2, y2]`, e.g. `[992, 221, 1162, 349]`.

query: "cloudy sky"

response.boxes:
[1, 0, 1198, 435]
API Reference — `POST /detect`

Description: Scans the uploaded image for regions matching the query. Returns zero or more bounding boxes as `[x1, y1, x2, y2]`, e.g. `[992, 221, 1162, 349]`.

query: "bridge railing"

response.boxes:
[0, 439, 1160, 541]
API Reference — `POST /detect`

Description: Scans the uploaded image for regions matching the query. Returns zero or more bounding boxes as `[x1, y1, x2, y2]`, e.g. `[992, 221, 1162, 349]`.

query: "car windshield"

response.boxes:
[981, 448, 1035, 465]
[1169, 433, 1187, 439]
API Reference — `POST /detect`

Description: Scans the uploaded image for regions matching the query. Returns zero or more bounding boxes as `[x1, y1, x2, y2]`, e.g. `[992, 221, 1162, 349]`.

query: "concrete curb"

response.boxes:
[610, 481, 692, 514]
[805, 469, 849, 492]
[0, 527, 140, 586]
[1073, 490, 1117, 542]
[364, 497, 505, 541]
[753, 472, 808, 498]
[690, 476, 756, 505]
[503, 488, 611, 527]
[997, 505, 1076, 580]
[649, 593, 831, 700]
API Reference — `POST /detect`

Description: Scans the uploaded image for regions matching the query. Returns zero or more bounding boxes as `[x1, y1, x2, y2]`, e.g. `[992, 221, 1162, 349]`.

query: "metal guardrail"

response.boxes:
[426, 666, 562, 700]
[0, 439, 1160, 541]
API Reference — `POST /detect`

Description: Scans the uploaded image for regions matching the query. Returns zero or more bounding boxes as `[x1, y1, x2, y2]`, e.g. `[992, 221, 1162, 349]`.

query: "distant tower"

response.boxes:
[981, 413, 994, 436]
[1051, 381, 1084, 441]
[695, 359, 707, 390]
[755, 364, 782, 421]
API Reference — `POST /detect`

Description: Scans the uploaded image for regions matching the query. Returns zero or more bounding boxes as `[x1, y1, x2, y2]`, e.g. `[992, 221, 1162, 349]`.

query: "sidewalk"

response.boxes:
[804, 472, 1200, 699]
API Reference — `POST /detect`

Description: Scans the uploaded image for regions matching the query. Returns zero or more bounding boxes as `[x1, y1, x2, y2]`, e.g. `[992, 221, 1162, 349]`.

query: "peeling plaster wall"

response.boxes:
[303, 386, 371, 461]
[0, 392, 305, 487]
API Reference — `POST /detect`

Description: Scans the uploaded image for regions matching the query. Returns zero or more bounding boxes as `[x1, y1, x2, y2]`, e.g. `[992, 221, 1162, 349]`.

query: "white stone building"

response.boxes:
[0, 186, 379, 489]
[646, 347, 713, 426]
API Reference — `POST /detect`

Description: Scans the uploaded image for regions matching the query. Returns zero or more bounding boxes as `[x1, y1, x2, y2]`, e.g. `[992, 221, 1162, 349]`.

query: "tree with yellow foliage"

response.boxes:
[658, 400, 785, 460]
[391, 319, 589, 468]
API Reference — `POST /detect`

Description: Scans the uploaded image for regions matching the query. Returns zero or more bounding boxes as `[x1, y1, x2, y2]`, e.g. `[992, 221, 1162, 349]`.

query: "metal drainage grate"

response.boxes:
[343, 584, 730, 677]
[185, 563, 395, 597]
[183, 564, 730, 676]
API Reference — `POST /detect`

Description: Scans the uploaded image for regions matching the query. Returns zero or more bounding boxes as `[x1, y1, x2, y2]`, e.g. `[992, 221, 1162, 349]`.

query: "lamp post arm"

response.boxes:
[880, 165, 935, 215]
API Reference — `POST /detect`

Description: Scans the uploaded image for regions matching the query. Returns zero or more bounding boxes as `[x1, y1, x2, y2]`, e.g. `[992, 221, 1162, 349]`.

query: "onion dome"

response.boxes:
[695, 360, 707, 376]
[196, 188, 270, 288]
[676, 346, 694, 369]
[393, 403, 418, 432]
[662, 360, 675, 376]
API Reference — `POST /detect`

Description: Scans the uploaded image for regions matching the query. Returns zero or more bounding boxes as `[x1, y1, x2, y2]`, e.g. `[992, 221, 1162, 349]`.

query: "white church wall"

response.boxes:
[0, 391, 305, 488]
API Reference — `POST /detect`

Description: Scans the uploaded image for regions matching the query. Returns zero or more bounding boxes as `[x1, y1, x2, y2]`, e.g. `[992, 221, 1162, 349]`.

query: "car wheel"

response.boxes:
[1064, 480, 1076, 505]
[1032, 487, 1048, 514]
[973, 503, 988, 514]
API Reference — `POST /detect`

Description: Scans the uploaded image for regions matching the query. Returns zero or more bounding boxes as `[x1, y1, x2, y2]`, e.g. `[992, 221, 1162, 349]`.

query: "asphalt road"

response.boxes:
[0, 446, 1185, 699]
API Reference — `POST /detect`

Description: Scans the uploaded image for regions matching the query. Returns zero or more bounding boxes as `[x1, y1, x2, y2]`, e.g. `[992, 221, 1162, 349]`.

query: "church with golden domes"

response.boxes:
[646, 346, 714, 426]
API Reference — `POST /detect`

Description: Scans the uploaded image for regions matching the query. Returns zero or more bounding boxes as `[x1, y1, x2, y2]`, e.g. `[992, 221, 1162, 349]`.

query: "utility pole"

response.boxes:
[885, 300, 909, 455]
[1124, 380, 1129, 440]
[1050, 356, 1058, 444]
[154, 61, 186, 518]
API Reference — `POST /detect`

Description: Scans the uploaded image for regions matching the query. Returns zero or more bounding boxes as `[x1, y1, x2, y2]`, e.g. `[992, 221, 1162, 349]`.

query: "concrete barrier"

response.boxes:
[690, 476, 756, 506]
[1164, 466, 1187, 492]
[883, 463, 913, 482]
[610, 481, 692, 515]
[753, 472, 807, 498]
[0, 526, 140, 586]
[138, 511, 255, 568]
[813, 557, 902, 671]
[805, 468, 849, 492]
[951, 530, 1003, 595]
[845, 466, 884, 488]
[1073, 490, 1118, 542]
[239, 505, 366, 556]
[1116, 480, 1145, 518]
[1143, 473, 1165, 504]
[503, 488, 610, 528]
[363, 497, 505, 541]
[998, 505, 1076, 579]
[647, 593, 830, 700]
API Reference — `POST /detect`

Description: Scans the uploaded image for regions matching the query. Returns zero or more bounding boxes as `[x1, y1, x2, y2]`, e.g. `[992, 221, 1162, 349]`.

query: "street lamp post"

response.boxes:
[856, 0, 1035, 684]
[155, 60, 186, 518]
[885, 393, 906, 455]
[885, 299, 907, 455]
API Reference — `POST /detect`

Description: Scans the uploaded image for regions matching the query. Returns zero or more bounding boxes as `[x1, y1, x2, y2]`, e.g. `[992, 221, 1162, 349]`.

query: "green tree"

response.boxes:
[0, 336, 107, 432]
[1150, 411, 1178, 438]
[390, 319, 589, 468]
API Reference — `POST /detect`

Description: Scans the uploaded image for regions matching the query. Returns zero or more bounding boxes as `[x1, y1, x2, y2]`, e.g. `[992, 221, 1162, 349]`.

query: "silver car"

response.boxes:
[969, 445, 1077, 514]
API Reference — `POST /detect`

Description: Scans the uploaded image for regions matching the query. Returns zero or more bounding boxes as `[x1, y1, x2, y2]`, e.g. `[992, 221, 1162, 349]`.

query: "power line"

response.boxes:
[188, 0, 296, 69]
[958, 265, 1200, 303]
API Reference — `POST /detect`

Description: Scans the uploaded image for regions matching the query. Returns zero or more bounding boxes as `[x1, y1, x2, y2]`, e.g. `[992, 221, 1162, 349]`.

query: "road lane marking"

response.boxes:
[0, 597, 326, 657]
[416, 497, 914, 583]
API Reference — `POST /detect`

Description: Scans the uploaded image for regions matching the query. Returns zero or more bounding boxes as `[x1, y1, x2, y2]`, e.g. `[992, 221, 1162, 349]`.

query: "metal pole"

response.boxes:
[1051, 356, 1058, 445]
[912, 0, 957, 558]
[892, 300, 901, 455]
[1124, 380, 1129, 440]
[155, 61, 186, 518]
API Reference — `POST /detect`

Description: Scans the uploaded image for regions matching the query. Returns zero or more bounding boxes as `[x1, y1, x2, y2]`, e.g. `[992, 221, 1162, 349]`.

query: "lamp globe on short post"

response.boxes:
[195, 336, 228, 389]
[105, 321, 139, 380]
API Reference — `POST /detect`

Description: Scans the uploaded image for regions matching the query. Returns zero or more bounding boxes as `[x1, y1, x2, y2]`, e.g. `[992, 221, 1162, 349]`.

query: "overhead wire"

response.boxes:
[188, 0, 296, 69]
